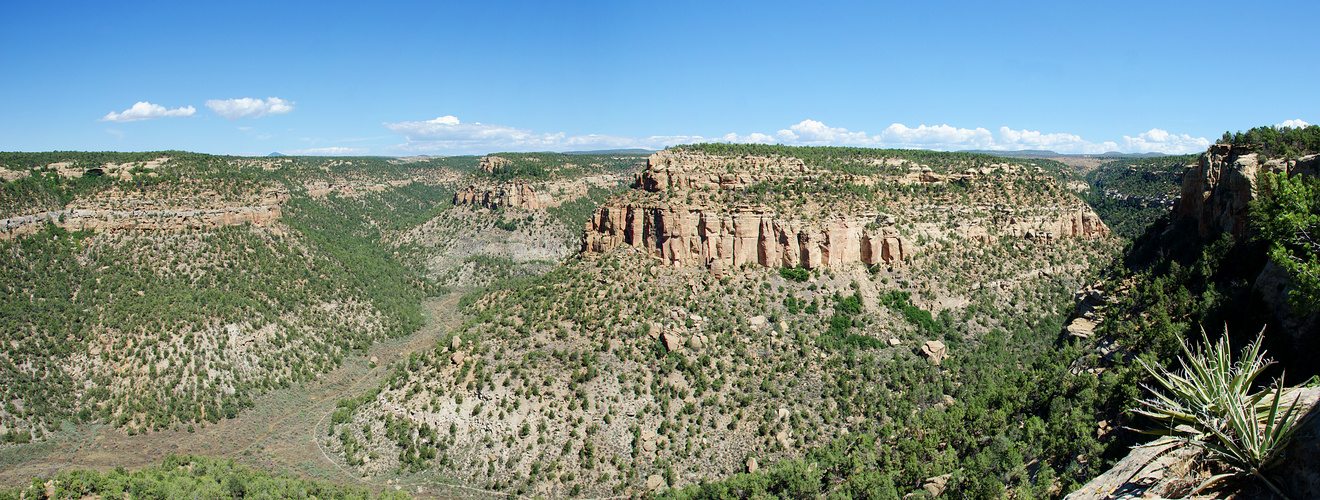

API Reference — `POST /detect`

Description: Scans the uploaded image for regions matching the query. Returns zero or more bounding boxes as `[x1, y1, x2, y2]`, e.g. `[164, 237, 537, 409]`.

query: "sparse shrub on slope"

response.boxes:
[0, 152, 452, 437]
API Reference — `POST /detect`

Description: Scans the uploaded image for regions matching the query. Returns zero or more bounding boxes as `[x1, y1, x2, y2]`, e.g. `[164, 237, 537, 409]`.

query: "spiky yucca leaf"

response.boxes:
[1131, 327, 1313, 499]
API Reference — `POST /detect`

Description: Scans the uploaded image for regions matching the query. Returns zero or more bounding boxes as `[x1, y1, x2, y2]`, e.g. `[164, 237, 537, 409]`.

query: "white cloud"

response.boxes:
[880, 124, 994, 150]
[99, 101, 196, 122]
[382, 115, 704, 154]
[1117, 129, 1211, 154]
[776, 119, 874, 145]
[206, 97, 295, 120]
[381, 116, 1211, 155]
[1277, 119, 1311, 129]
[279, 147, 369, 156]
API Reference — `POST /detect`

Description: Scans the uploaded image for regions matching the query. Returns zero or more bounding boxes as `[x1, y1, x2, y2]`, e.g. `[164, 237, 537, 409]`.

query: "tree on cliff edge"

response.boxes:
[1254, 172, 1320, 313]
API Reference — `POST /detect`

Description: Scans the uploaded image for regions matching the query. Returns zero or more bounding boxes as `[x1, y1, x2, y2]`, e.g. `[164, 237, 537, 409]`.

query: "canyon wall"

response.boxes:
[0, 191, 289, 240]
[582, 150, 1108, 271]
[1173, 143, 1320, 238]
[583, 205, 907, 271]
[454, 182, 557, 210]
[452, 174, 630, 211]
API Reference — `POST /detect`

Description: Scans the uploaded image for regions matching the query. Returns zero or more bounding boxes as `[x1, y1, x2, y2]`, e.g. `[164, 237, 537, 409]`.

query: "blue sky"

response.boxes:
[2, 0, 1315, 156]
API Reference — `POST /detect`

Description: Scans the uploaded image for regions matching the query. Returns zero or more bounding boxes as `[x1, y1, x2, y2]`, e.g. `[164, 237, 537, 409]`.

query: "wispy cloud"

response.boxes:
[206, 97, 295, 120]
[280, 146, 369, 156]
[383, 116, 703, 154]
[382, 116, 1211, 155]
[99, 102, 196, 122]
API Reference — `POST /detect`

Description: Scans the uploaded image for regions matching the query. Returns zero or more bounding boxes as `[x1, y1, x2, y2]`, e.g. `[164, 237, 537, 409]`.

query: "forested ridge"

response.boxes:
[1079, 155, 1195, 239]
[0, 152, 463, 440]
[474, 152, 647, 182]
[679, 143, 1078, 180]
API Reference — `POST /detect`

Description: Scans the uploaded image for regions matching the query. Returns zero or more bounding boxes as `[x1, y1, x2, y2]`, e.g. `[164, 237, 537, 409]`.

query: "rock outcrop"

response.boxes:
[582, 149, 1108, 270]
[1173, 143, 1320, 238]
[1170, 144, 1320, 342]
[453, 174, 630, 210]
[1067, 387, 1320, 500]
[0, 190, 289, 240]
[584, 205, 909, 270]
[454, 182, 556, 210]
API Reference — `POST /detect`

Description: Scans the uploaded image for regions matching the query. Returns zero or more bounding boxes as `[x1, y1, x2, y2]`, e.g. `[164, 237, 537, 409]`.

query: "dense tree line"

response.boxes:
[678, 143, 1077, 180]
[1219, 124, 1320, 159]
[0, 455, 407, 500]
[473, 152, 647, 182]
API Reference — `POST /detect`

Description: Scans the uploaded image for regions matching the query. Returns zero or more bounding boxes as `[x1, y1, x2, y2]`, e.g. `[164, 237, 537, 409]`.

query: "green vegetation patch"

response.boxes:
[0, 455, 406, 500]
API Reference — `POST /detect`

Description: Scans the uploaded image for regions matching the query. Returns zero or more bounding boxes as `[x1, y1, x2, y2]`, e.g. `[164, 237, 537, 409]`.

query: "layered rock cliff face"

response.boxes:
[454, 182, 557, 210]
[582, 149, 1108, 271]
[1168, 144, 1320, 339]
[453, 175, 630, 210]
[1173, 143, 1320, 238]
[0, 189, 289, 240]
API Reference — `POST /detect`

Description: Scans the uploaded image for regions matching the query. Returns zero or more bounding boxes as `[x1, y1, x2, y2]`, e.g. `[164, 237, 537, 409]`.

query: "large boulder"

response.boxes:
[920, 340, 949, 365]
[661, 331, 684, 352]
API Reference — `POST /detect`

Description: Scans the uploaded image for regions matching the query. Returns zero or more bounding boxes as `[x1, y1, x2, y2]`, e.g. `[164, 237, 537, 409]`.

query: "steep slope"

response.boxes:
[325, 145, 1128, 498]
[0, 152, 465, 442]
[394, 152, 644, 288]
[1079, 154, 1197, 239]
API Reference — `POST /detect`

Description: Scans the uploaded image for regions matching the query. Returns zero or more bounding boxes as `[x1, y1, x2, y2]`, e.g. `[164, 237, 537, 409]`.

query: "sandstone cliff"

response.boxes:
[0, 189, 289, 240]
[582, 149, 1109, 271]
[454, 182, 557, 210]
[1173, 143, 1320, 238]
[453, 174, 630, 210]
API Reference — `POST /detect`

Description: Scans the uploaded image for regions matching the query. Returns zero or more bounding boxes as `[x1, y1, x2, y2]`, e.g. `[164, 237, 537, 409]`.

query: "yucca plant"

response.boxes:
[1132, 327, 1313, 499]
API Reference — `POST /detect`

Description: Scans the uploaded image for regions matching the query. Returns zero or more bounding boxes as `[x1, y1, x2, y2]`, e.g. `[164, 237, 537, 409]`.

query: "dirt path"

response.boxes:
[0, 294, 472, 496]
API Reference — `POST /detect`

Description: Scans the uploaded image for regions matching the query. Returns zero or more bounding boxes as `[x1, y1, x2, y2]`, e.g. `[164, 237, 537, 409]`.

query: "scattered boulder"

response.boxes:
[450, 352, 465, 365]
[646, 474, 665, 490]
[662, 331, 684, 352]
[749, 315, 768, 329]
[888, 338, 902, 346]
[922, 474, 952, 498]
[746, 457, 759, 473]
[1066, 318, 1096, 338]
[369, 356, 379, 365]
[920, 340, 949, 365]
[450, 335, 462, 351]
